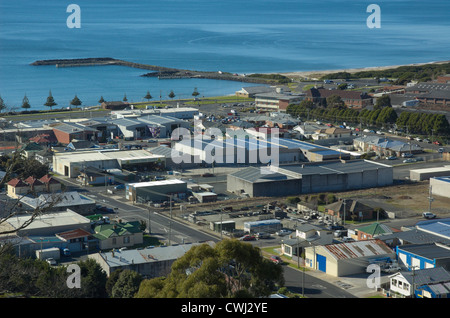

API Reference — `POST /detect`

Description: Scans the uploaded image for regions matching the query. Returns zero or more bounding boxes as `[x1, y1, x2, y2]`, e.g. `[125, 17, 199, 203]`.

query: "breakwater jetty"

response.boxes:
[31, 57, 287, 84]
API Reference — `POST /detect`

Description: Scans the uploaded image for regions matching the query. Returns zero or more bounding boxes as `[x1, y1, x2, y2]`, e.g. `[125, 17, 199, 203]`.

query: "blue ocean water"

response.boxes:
[0, 0, 449, 110]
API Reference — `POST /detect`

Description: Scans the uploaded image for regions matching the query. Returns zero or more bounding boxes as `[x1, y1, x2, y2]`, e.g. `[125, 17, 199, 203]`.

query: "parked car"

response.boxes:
[46, 258, 57, 266]
[201, 172, 214, 177]
[387, 156, 397, 160]
[114, 184, 125, 190]
[402, 153, 414, 158]
[270, 255, 283, 265]
[438, 148, 444, 153]
[327, 225, 345, 231]
[403, 158, 416, 163]
[415, 157, 424, 161]
[240, 235, 256, 241]
[255, 232, 270, 239]
[381, 264, 402, 273]
[276, 229, 292, 236]
[423, 139, 431, 143]
[334, 229, 348, 237]
[422, 212, 436, 219]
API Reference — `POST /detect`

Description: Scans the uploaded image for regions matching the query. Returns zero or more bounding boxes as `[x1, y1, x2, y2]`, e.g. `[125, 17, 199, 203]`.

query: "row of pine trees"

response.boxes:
[0, 87, 201, 112]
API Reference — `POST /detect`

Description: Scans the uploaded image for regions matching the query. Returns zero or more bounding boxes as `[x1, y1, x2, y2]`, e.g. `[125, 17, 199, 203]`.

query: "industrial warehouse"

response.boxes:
[227, 159, 394, 197]
[171, 137, 349, 166]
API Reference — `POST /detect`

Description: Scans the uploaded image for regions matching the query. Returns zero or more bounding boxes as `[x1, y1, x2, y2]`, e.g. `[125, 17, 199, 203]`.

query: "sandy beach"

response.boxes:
[278, 60, 450, 79]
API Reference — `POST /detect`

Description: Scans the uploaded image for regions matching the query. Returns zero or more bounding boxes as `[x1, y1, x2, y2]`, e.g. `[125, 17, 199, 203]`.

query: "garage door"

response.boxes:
[316, 254, 327, 272]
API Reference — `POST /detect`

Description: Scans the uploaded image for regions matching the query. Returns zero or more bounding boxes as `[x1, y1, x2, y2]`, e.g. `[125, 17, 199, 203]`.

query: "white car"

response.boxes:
[422, 212, 436, 219]
[46, 258, 57, 266]
[276, 229, 292, 236]
[382, 264, 401, 273]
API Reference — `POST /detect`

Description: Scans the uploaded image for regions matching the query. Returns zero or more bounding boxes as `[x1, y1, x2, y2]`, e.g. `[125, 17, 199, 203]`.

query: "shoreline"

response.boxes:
[276, 60, 450, 79]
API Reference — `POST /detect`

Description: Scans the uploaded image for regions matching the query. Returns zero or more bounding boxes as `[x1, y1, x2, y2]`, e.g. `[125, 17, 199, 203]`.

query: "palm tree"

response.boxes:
[98, 96, 106, 104]
[44, 90, 57, 110]
[123, 94, 128, 102]
[168, 90, 175, 100]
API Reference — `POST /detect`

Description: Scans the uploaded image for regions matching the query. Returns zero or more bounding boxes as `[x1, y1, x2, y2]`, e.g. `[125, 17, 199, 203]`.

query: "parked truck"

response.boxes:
[36, 247, 61, 261]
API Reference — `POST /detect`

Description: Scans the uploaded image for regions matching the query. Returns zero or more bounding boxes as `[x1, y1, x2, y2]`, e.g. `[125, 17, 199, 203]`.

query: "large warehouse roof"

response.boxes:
[228, 166, 296, 183]
[277, 159, 392, 177]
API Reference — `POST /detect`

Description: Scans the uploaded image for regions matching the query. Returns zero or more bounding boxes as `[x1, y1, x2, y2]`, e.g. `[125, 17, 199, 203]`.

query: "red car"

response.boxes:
[270, 256, 282, 264]
[240, 235, 256, 241]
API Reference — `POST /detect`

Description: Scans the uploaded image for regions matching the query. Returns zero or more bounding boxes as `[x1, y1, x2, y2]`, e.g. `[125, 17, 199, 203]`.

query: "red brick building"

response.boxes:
[437, 74, 450, 84]
[305, 87, 373, 108]
[52, 122, 98, 145]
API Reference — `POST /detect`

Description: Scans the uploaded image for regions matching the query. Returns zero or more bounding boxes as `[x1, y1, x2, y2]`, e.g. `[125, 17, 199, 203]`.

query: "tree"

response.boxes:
[77, 258, 108, 298]
[136, 239, 284, 298]
[326, 95, 345, 109]
[111, 270, 143, 298]
[0, 150, 58, 241]
[337, 83, 348, 90]
[123, 94, 128, 102]
[374, 95, 391, 109]
[144, 90, 152, 102]
[22, 94, 31, 110]
[192, 87, 200, 98]
[0, 95, 6, 112]
[98, 96, 106, 104]
[70, 95, 82, 109]
[168, 90, 176, 100]
[44, 90, 57, 110]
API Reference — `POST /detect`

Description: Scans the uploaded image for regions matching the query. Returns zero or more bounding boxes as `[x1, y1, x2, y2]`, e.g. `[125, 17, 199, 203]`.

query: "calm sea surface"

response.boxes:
[0, 0, 449, 110]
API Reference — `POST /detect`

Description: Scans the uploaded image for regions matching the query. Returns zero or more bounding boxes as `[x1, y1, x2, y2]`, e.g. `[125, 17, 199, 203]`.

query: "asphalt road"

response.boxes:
[283, 265, 356, 298]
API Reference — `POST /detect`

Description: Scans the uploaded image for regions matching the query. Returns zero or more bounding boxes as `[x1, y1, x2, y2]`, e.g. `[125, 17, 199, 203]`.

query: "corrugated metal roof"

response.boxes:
[399, 267, 450, 286]
[398, 243, 450, 260]
[416, 218, 450, 239]
[229, 166, 291, 183]
[324, 239, 392, 260]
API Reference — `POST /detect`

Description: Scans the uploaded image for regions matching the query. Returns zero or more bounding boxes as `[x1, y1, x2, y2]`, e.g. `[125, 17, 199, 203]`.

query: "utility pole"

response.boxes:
[428, 185, 434, 213]
[342, 199, 346, 226]
[147, 202, 152, 234]
[168, 194, 173, 246]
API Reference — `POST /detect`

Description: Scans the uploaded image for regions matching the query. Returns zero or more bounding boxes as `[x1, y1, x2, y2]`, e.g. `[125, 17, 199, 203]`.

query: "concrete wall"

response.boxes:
[430, 177, 450, 199]
[227, 174, 256, 197]
[253, 179, 302, 197]
[410, 168, 450, 181]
